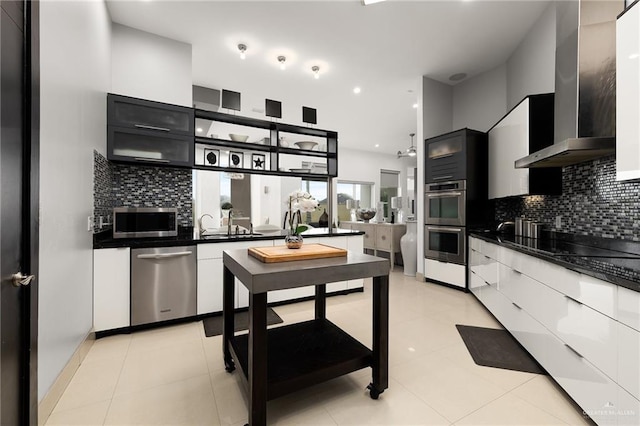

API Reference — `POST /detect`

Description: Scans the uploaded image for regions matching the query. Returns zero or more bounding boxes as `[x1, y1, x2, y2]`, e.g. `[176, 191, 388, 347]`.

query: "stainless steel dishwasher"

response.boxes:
[130, 245, 197, 326]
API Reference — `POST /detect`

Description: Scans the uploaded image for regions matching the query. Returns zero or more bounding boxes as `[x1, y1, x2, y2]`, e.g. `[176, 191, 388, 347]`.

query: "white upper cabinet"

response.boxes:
[489, 98, 531, 199]
[617, 2, 640, 181]
[488, 94, 561, 199]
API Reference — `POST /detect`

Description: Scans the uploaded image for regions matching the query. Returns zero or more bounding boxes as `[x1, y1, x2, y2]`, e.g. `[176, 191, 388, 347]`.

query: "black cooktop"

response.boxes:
[493, 234, 640, 259]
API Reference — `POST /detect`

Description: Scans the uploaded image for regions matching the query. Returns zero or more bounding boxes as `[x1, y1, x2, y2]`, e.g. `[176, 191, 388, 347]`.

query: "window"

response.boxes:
[301, 179, 328, 225]
[336, 181, 374, 223]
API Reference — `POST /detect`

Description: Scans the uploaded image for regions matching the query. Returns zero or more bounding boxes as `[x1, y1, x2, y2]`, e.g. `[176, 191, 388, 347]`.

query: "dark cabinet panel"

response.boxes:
[108, 94, 194, 135]
[108, 126, 194, 167]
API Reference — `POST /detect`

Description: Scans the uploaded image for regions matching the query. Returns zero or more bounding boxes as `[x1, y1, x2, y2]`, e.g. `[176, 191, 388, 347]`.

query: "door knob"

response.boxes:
[12, 273, 35, 287]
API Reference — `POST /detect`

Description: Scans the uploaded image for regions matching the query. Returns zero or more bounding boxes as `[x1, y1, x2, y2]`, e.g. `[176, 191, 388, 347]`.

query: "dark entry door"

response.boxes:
[1, 1, 39, 424]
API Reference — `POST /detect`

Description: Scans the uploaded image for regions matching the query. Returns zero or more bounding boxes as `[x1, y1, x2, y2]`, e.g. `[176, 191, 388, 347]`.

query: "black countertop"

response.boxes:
[93, 227, 365, 250]
[470, 230, 640, 293]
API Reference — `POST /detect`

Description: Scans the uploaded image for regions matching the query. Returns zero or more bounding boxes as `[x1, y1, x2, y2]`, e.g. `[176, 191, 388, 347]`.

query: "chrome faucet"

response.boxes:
[198, 214, 214, 235]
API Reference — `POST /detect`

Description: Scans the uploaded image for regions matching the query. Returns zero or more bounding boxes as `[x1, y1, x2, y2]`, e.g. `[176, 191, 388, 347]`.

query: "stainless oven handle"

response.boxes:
[137, 251, 193, 260]
[427, 192, 462, 197]
[432, 175, 454, 181]
[134, 157, 171, 163]
[426, 226, 462, 232]
[134, 124, 171, 132]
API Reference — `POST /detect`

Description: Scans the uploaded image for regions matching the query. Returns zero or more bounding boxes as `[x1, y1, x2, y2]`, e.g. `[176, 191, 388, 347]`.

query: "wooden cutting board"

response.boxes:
[248, 243, 347, 263]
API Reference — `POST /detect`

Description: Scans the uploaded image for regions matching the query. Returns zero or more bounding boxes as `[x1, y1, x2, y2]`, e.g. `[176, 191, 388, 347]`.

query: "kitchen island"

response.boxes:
[222, 248, 390, 426]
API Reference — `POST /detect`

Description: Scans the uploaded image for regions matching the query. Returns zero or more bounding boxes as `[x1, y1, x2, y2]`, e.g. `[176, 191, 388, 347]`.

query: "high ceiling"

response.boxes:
[106, 0, 551, 155]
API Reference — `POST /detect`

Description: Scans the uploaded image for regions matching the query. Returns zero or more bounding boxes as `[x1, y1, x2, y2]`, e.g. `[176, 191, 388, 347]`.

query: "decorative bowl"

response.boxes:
[294, 141, 318, 151]
[229, 134, 249, 142]
[356, 208, 377, 223]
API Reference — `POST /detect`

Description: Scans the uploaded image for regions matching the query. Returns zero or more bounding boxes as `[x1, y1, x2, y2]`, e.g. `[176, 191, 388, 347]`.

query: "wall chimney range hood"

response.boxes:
[515, 0, 623, 169]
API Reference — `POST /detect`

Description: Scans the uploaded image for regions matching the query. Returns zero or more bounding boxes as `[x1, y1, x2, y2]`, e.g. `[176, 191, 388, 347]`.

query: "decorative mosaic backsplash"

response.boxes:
[93, 151, 193, 232]
[495, 156, 640, 241]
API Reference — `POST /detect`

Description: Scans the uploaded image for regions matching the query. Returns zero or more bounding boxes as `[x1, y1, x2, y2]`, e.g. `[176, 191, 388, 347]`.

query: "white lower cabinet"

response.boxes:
[93, 247, 130, 331]
[468, 236, 637, 426]
[424, 258, 466, 288]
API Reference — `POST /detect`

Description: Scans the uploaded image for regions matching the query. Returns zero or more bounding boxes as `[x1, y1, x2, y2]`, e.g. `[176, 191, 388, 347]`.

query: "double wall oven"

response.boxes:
[424, 180, 466, 265]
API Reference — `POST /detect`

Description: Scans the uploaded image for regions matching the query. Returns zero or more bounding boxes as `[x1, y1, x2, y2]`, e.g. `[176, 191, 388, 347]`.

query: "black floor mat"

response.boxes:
[203, 308, 283, 337]
[456, 324, 547, 375]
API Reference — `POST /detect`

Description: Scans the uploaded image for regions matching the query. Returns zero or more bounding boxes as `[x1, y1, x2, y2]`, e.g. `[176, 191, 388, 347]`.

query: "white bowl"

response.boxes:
[294, 141, 318, 150]
[229, 134, 249, 142]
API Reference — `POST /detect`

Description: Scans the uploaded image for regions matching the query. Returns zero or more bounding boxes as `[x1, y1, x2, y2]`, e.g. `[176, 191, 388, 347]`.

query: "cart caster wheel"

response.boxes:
[224, 363, 235, 373]
[366, 383, 383, 400]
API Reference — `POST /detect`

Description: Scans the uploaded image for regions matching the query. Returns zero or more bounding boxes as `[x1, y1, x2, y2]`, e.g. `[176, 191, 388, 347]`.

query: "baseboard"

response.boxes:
[38, 331, 95, 426]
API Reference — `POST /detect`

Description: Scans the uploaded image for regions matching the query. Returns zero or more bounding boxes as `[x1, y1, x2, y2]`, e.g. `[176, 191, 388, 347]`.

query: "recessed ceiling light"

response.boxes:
[353, 87, 361, 94]
[449, 73, 467, 82]
[375, 144, 379, 148]
[412, 103, 418, 109]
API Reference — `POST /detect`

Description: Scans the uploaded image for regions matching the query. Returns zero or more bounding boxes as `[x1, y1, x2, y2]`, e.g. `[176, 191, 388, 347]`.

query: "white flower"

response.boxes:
[285, 190, 318, 233]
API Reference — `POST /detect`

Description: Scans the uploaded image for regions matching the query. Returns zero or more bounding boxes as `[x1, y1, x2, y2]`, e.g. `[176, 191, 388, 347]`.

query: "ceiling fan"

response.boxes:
[397, 133, 417, 158]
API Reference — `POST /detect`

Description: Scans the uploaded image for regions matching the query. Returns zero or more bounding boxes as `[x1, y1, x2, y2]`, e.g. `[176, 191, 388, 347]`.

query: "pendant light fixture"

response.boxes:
[278, 55, 286, 70]
[397, 133, 417, 158]
[237, 43, 247, 60]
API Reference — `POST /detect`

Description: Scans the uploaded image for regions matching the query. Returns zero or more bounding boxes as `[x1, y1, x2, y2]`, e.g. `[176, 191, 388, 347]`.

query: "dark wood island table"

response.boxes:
[222, 248, 390, 426]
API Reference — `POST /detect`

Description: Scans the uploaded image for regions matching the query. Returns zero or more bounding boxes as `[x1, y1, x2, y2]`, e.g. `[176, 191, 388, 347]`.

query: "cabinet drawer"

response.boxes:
[376, 226, 392, 250]
[534, 326, 619, 426]
[618, 387, 640, 426]
[108, 126, 194, 167]
[478, 239, 499, 260]
[618, 322, 640, 400]
[479, 279, 512, 326]
[618, 286, 640, 332]
[108, 94, 194, 135]
[469, 269, 487, 299]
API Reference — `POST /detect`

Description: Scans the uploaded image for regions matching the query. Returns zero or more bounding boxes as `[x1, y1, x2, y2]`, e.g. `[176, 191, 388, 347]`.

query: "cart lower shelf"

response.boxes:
[228, 318, 372, 400]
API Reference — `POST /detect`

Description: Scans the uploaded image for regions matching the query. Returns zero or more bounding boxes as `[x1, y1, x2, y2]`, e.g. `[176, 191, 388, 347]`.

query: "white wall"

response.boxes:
[39, 0, 111, 401]
[506, 1, 556, 109]
[453, 64, 507, 132]
[111, 24, 192, 107]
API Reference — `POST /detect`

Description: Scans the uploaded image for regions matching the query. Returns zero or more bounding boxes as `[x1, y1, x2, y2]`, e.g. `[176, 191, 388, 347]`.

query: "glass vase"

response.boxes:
[284, 232, 303, 249]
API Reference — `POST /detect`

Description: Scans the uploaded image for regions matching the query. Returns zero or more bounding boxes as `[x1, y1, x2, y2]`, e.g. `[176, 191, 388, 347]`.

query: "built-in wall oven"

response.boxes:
[424, 180, 466, 227]
[424, 225, 466, 265]
[424, 180, 467, 265]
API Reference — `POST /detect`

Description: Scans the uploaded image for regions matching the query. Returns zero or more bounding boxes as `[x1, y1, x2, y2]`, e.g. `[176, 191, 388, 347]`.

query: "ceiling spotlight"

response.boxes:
[238, 43, 247, 60]
[353, 87, 361, 94]
[278, 55, 286, 70]
[312, 65, 320, 79]
[397, 133, 417, 158]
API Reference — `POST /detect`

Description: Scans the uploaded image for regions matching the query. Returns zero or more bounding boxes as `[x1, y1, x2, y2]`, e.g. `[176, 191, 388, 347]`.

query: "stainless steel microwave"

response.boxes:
[113, 207, 178, 239]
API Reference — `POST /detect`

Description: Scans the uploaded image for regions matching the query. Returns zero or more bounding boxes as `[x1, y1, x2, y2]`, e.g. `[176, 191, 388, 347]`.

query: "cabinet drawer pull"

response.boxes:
[564, 295, 582, 305]
[432, 175, 454, 181]
[134, 157, 171, 163]
[426, 226, 462, 232]
[564, 343, 583, 358]
[513, 269, 522, 275]
[135, 124, 171, 132]
[427, 192, 462, 197]
[484, 255, 491, 260]
[470, 270, 476, 275]
[512, 302, 522, 310]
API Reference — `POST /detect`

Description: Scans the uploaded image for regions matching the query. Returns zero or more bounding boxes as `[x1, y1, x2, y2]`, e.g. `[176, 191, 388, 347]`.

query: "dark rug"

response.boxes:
[203, 308, 283, 337]
[456, 324, 547, 375]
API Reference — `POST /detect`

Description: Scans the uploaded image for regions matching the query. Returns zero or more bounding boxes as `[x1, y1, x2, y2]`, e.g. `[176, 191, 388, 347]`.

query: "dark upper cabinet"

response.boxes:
[425, 128, 488, 188]
[107, 94, 194, 167]
[108, 94, 194, 135]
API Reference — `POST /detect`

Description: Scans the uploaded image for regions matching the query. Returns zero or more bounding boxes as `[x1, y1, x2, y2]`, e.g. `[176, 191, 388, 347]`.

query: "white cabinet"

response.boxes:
[488, 94, 560, 199]
[468, 236, 638, 425]
[93, 248, 130, 332]
[424, 258, 466, 289]
[489, 97, 531, 199]
[616, 2, 640, 182]
[346, 235, 365, 290]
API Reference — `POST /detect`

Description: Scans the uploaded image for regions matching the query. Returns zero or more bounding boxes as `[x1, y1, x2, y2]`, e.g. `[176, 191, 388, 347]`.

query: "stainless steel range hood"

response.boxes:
[515, 0, 622, 169]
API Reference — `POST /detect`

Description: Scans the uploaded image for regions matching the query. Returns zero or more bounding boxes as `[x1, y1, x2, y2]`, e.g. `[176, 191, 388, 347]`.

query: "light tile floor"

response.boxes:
[45, 272, 591, 425]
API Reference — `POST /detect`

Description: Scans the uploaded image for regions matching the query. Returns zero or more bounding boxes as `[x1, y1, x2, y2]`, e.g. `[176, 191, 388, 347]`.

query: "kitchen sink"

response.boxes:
[200, 232, 262, 240]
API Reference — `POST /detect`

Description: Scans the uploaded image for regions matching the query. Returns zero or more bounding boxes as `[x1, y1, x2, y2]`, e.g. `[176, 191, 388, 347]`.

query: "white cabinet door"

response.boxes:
[94, 248, 130, 331]
[346, 235, 364, 290]
[197, 259, 223, 314]
[618, 386, 640, 426]
[617, 4, 640, 182]
[488, 98, 530, 199]
[424, 258, 466, 289]
[618, 322, 640, 400]
[618, 285, 640, 332]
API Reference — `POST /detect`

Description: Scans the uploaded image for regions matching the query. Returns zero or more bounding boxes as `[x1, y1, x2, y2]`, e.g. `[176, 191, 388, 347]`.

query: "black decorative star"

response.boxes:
[253, 156, 264, 169]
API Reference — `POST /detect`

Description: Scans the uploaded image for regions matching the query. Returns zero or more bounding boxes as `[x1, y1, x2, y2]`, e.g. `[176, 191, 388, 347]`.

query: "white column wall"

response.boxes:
[38, 0, 112, 401]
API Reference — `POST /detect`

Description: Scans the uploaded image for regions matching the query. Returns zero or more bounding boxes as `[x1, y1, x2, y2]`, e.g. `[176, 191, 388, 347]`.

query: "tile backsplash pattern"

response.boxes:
[93, 151, 193, 232]
[93, 150, 114, 230]
[495, 156, 640, 241]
